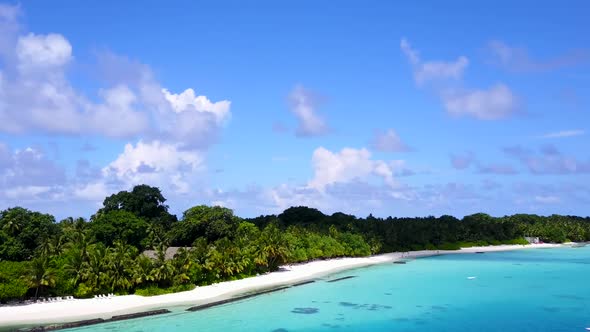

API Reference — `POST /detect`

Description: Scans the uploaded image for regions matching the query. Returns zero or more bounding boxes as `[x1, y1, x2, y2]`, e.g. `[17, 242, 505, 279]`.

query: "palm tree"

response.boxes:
[146, 224, 167, 249]
[150, 245, 174, 287]
[1, 211, 24, 235]
[81, 244, 107, 293]
[63, 247, 86, 287]
[132, 255, 155, 286]
[170, 248, 192, 285]
[255, 223, 289, 271]
[25, 256, 56, 299]
[36, 237, 54, 257]
[103, 241, 136, 292]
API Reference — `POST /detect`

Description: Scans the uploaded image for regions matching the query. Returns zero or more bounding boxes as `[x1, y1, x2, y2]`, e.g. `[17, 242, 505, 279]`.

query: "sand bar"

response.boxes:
[0, 243, 564, 330]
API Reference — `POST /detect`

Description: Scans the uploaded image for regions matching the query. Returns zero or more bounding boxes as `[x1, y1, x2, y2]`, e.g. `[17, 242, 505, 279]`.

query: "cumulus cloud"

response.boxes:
[102, 140, 204, 193]
[0, 143, 66, 203]
[0, 5, 231, 148]
[162, 88, 230, 124]
[70, 139, 207, 205]
[308, 147, 396, 191]
[487, 40, 590, 72]
[401, 38, 519, 120]
[400, 38, 469, 85]
[86, 85, 150, 137]
[288, 85, 328, 137]
[371, 129, 410, 152]
[540, 129, 585, 139]
[16, 33, 72, 70]
[441, 84, 518, 120]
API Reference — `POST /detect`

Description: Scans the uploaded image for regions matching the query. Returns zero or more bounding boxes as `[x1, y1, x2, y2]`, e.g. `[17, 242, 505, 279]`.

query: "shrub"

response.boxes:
[437, 242, 461, 250]
[134, 284, 195, 296]
[0, 261, 29, 303]
[504, 238, 529, 245]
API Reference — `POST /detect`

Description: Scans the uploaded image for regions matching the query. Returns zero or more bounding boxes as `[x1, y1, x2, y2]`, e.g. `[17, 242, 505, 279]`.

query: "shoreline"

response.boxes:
[0, 243, 565, 330]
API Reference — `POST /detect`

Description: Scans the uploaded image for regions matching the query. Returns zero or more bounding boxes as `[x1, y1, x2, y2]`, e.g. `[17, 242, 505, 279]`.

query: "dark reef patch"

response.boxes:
[554, 294, 585, 301]
[291, 307, 319, 314]
[339, 301, 358, 307]
[326, 276, 357, 283]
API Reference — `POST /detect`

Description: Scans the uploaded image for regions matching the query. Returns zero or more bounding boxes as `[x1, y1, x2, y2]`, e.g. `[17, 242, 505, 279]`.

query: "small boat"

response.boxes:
[393, 261, 407, 264]
[475, 251, 485, 254]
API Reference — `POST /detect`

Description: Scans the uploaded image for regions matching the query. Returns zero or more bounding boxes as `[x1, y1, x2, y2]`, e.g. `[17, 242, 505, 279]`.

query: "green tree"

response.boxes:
[0, 261, 29, 303]
[96, 185, 177, 229]
[26, 256, 56, 299]
[0, 207, 58, 261]
[88, 210, 148, 248]
[103, 242, 137, 292]
[171, 205, 241, 245]
[255, 223, 289, 271]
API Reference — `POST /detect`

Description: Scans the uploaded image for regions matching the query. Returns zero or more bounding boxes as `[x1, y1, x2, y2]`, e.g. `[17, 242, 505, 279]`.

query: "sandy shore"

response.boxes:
[0, 243, 564, 329]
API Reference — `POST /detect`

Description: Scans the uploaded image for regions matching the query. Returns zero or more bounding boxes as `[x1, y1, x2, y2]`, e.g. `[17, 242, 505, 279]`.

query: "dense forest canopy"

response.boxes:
[0, 185, 589, 303]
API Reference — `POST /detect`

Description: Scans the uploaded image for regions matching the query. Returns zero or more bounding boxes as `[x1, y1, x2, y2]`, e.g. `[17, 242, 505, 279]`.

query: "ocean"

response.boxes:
[67, 246, 590, 332]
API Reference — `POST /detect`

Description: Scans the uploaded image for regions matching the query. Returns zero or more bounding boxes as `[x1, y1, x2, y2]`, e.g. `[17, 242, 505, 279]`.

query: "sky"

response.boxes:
[0, 0, 589, 220]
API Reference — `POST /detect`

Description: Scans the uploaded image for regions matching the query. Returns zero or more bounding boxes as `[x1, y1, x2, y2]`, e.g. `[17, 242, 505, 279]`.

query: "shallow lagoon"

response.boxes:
[69, 246, 590, 332]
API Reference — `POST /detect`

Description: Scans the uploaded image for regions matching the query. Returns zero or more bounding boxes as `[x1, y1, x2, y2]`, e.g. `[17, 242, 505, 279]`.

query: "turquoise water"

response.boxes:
[70, 247, 590, 332]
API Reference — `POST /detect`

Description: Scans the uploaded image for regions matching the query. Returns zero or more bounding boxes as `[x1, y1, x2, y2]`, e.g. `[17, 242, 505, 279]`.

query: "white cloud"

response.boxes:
[4, 185, 53, 200]
[73, 182, 109, 202]
[16, 33, 72, 70]
[401, 38, 519, 120]
[400, 38, 468, 85]
[0, 7, 231, 147]
[73, 139, 206, 202]
[288, 85, 328, 137]
[400, 38, 420, 65]
[0, 143, 66, 204]
[540, 129, 585, 139]
[162, 88, 231, 124]
[86, 85, 149, 137]
[308, 147, 395, 191]
[371, 129, 410, 152]
[103, 140, 203, 192]
[441, 84, 518, 120]
[1, 146, 66, 187]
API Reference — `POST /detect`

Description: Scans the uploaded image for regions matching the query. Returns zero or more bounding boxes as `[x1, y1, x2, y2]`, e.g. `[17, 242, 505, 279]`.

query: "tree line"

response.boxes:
[0, 184, 589, 303]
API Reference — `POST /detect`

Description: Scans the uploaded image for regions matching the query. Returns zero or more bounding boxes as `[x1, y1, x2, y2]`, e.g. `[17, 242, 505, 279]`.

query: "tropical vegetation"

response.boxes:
[0, 184, 589, 303]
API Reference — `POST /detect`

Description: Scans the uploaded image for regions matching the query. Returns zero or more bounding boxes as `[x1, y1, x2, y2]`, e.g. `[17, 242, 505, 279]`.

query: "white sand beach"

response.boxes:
[0, 243, 563, 329]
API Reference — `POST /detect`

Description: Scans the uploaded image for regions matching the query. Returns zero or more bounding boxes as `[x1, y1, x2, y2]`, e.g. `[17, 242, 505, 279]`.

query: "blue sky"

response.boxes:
[0, 1, 589, 220]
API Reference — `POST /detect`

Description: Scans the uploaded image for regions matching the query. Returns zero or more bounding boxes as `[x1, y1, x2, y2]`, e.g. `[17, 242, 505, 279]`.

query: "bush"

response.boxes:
[134, 284, 195, 296]
[0, 261, 29, 303]
[437, 242, 461, 250]
[457, 241, 489, 248]
[504, 238, 529, 245]
[425, 243, 437, 250]
[74, 283, 94, 298]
